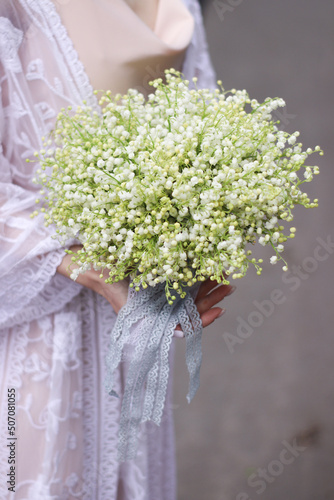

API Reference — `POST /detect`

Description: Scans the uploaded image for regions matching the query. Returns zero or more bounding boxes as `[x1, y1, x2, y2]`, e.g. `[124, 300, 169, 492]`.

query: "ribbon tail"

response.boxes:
[178, 284, 203, 403]
[103, 282, 203, 462]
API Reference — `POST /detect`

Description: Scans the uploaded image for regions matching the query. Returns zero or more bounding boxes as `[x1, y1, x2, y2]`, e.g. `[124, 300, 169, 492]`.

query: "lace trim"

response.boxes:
[95, 294, 121, 500]
[0, 323, 30, 499]
[80, 289, 102, 499]
[20, 0, 98, 109]
[0, 247, 82, 328]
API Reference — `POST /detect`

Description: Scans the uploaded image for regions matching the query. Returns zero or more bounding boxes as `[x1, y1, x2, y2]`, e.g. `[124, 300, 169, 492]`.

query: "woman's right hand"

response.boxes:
[56, 245, 129, 314]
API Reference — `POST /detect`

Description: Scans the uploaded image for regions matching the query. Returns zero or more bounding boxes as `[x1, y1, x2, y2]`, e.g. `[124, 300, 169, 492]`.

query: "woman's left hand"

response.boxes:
[175, 279, 235, 335]
[195, 279, 235, 327]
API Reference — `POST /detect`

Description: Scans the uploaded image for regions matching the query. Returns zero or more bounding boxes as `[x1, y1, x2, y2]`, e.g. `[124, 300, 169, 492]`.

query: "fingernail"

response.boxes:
[173, 329, 185, 338]
[218, 308, 226, 318]
[226, 286, 236, 296]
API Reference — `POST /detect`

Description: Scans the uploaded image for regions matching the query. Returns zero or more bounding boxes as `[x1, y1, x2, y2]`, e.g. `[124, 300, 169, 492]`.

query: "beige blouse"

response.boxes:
[52, 0, 194, 94]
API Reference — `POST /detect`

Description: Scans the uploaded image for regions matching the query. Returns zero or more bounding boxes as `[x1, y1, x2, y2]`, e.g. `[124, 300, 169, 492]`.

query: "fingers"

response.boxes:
[195, 278, 223, 300]
[173, 328, 184, 338]
[174, 280, 235, 338]
[195, 284, 235, 315]
[200, 307, 225, 328]
[195, 273, 229, 300]
[174, 306, 224, 335]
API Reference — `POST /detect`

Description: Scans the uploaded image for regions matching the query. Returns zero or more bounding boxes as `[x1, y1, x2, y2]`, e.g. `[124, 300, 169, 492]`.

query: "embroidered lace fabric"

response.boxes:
[0, 0, 216, 498]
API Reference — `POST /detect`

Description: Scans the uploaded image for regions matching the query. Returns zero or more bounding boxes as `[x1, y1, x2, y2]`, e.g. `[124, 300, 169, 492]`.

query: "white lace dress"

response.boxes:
[0, 1, 215, 498]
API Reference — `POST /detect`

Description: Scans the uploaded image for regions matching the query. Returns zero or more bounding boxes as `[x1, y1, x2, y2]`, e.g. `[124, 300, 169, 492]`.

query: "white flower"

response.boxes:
[70, 268, 81, 281]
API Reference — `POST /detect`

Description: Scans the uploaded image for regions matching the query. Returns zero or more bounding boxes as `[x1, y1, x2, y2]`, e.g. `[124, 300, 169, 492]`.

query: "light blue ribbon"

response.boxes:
[104, 281, 203, 461]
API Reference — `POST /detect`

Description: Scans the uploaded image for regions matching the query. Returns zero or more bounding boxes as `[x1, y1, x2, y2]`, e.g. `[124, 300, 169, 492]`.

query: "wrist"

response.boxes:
[56, 246, 129, 313]
[57, 245, 101, 294]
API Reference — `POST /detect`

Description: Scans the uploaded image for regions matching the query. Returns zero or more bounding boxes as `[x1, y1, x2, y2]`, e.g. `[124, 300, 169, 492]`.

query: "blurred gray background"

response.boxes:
[174, 1, 334, 499]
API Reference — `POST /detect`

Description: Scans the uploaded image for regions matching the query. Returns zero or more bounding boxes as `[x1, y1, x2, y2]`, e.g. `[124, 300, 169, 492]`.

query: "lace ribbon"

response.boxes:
[104, 282, 202, 461]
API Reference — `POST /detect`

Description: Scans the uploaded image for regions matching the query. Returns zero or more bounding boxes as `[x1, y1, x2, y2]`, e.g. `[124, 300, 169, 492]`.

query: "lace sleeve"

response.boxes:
[0, 12, 82, 328]
[182, 0, 217, 89]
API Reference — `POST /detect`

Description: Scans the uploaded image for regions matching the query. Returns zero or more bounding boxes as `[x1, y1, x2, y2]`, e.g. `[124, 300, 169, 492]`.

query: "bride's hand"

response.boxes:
[195, 279, 235, 327]
[57, 245, 129, 314]
[174, 279, 235, 335]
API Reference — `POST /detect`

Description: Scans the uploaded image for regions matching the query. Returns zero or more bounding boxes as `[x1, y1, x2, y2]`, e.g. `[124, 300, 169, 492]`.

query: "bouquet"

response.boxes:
[33, 69, 321, 459]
